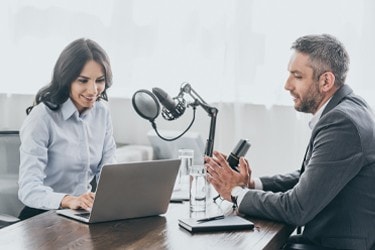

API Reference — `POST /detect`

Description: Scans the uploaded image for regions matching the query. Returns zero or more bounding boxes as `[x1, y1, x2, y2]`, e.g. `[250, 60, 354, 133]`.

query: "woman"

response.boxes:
[18, 38, 117, 220]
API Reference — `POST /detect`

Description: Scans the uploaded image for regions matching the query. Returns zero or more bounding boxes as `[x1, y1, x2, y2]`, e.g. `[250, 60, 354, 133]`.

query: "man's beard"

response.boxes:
[295, 82, 324, 114]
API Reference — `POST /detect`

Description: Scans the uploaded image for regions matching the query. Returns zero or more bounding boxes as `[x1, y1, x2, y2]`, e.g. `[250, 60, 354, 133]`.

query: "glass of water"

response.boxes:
[189, 164, 206, 212]
[176, 149, 194, 190]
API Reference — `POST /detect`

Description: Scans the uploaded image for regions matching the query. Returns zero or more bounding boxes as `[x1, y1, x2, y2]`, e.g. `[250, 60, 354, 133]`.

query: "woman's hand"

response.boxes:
[60, 192, 95, 210]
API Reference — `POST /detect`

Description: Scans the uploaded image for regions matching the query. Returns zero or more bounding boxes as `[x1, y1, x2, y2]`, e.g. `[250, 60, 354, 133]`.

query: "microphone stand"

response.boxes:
[179, 83, 218, 157]
[179, 83, 218, 202]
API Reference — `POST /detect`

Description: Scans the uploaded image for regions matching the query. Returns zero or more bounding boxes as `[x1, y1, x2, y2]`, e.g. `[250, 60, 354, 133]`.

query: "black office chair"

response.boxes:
[282, 235, 340, 250]
[0, 131, 22, 228]
[283, 243, 337, 250]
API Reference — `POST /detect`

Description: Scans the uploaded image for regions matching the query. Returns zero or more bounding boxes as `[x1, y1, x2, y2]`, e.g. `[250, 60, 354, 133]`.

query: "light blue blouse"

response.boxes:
[18, 98, 117, 209]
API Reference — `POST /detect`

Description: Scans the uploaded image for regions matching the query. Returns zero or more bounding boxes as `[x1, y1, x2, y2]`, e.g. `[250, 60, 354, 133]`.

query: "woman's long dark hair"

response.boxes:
[26, 38, 112, 115]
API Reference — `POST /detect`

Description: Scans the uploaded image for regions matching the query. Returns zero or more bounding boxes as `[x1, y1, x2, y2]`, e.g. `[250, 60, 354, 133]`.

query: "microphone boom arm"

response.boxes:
[179, 83, 218, 157]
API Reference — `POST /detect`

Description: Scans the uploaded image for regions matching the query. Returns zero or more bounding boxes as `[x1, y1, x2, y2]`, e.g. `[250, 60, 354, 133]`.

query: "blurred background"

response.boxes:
[1, 0, 374, 176]
[1, 0, 374, 104]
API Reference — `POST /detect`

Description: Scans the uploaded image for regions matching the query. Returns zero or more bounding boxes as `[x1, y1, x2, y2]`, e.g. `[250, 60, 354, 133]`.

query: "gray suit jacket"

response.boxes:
[239, 85, 375, 249]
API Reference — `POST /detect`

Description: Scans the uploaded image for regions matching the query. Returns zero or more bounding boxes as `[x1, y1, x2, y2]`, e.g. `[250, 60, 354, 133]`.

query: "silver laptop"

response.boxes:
[56, 159, 180, 223]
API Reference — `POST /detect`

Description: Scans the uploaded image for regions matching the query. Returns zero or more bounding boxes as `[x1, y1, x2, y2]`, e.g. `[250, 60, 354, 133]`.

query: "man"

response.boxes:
[205, 34, 375, 250]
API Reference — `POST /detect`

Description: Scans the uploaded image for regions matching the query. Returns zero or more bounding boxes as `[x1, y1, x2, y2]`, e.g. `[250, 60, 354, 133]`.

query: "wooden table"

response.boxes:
[0, 201, 294, 250]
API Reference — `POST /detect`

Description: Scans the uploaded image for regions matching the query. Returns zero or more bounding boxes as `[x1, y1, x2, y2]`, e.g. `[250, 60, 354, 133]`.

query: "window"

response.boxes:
[1, 0, 374, 107]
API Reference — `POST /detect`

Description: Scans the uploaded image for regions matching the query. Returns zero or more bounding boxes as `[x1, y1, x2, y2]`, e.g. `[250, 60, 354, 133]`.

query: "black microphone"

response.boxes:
[152, 87, 186, 120]
[227, 139, 251, 172]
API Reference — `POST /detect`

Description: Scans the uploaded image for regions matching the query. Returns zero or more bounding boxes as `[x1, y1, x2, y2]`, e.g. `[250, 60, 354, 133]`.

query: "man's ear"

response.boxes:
[319, 72, 336, 92]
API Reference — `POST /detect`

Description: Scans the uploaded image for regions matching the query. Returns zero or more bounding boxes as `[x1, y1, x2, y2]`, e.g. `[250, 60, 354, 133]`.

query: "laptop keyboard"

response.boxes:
[75, 212, 91, 219]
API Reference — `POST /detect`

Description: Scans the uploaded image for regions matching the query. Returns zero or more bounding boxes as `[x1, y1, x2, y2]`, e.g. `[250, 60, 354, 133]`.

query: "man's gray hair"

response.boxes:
[291, 34, 350, 86]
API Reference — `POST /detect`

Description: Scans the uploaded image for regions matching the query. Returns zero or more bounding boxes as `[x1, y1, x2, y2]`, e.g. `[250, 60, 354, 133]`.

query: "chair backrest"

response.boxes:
[0, 131, 21, 175]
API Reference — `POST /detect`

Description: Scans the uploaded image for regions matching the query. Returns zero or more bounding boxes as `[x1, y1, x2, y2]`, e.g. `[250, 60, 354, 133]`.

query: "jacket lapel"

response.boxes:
[299, 84, 353, 175]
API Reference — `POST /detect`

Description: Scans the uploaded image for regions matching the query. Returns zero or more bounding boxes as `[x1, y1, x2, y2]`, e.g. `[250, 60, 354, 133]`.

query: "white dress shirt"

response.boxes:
[18, 98, 117, 209]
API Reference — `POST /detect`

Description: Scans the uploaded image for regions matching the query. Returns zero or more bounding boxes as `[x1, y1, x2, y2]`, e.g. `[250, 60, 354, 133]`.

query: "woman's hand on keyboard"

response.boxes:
[60, 192, 95, 210]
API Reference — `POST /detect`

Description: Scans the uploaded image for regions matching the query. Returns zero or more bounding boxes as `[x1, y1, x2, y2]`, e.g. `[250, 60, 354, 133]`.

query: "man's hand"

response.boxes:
[205, 150, 252, 201]
[60, 192, 95, 210]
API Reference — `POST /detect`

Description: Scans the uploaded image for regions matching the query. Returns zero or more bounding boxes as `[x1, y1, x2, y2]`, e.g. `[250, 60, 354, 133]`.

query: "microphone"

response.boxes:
[227, 139, 251, 172]
[152, 87, 186, 120]
[213, 138, 251, 202]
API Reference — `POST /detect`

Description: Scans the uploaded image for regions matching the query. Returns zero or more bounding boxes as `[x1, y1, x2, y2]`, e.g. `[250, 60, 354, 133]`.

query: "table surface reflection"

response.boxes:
[0, 201, 294, 250]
